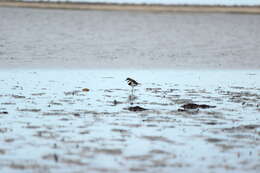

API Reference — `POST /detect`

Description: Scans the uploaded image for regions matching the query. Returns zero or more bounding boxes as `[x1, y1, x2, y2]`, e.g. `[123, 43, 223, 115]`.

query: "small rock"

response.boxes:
[73, 113, 80, 117]
[199, 104, 216, 109]
[128, 106, 147, 112]
[181, 103, 216, 109]
[181, 103, 200, 109]
[82, 88, 90, 92]
[113, 100, 118, 106]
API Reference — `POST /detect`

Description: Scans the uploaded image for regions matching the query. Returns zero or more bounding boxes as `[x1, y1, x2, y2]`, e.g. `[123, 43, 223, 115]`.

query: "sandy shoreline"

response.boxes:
[1, 1, 260, 13]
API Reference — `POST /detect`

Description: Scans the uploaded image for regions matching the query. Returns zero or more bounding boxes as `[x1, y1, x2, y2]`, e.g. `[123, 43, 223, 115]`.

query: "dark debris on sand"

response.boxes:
[128, 106, 147, 112]
[0, 111, 8, 115]
[181, 103, 216, 109]
[178, 103, 216, 112]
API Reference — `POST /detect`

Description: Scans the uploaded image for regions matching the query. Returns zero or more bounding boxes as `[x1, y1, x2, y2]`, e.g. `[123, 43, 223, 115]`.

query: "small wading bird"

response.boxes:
[126, 77, 140, 95]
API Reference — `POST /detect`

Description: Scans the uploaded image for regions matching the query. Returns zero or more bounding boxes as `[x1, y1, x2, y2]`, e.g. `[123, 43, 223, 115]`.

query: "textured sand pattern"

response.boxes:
[0, 70, 259, 173]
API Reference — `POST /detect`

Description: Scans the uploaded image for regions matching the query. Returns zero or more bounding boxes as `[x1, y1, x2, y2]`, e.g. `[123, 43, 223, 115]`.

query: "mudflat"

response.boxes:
[0, 69, 259, 173]
[0, 6, 260, 69]
[0, 5, 260, 173]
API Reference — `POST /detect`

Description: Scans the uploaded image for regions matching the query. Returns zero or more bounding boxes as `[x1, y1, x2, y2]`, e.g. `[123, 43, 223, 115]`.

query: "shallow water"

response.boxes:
[1, 7, 260, 70]
[0, 69, 259, 173]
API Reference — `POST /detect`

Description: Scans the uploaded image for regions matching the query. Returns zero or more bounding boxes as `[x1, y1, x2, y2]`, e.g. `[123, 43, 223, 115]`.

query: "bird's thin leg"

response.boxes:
[129, 87, 134, 105]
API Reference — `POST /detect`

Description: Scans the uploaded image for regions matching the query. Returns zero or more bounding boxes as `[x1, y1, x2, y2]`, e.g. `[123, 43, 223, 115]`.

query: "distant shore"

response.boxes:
[1, 1, 260, 13]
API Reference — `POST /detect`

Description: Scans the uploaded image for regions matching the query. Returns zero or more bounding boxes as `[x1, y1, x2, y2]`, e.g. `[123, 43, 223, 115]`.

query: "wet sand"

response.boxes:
[0, 70, 260, 173]
[0, 5, 260, 173]
[0, 6, 260, 69]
